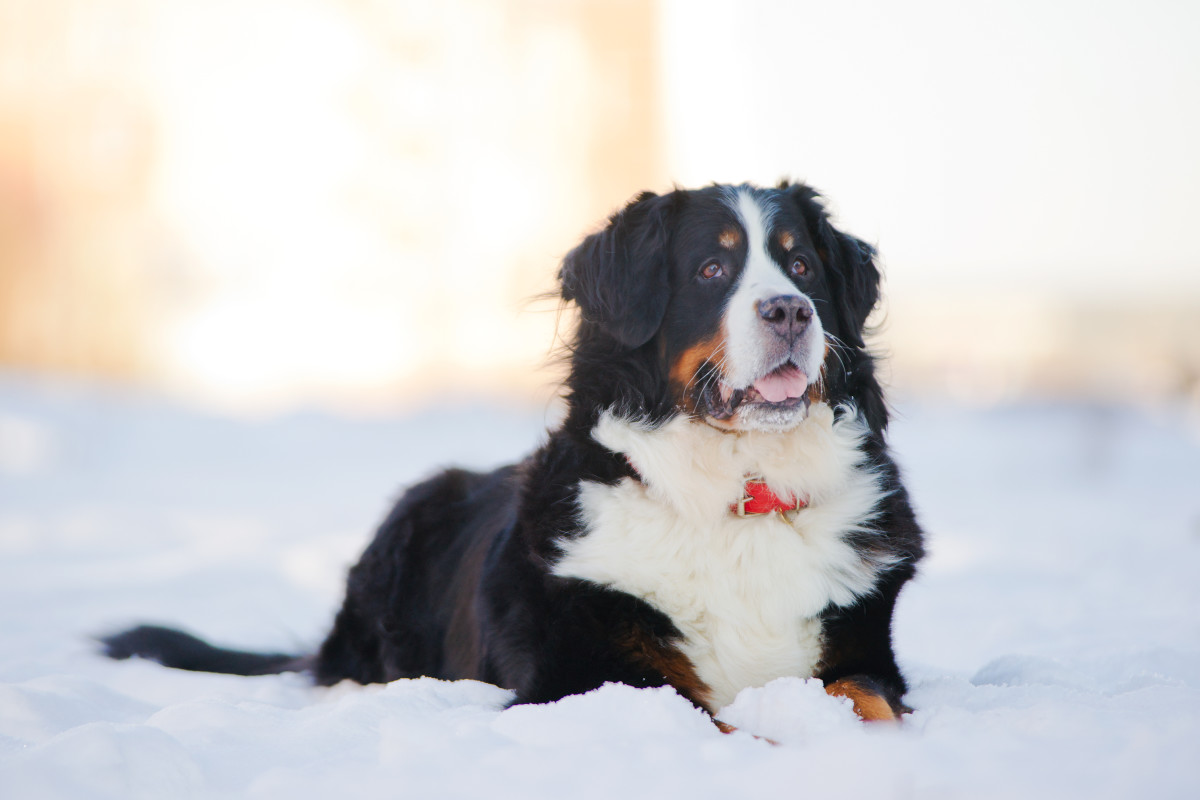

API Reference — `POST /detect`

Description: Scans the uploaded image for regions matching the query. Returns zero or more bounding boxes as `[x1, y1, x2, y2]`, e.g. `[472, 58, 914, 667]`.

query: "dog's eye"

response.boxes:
[790, 257, 809, 277]
[699, 261, 724, 280]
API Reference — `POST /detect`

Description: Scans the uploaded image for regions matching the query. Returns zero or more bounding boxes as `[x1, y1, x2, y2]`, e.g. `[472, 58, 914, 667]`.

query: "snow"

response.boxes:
[2, 373, 1198, 799]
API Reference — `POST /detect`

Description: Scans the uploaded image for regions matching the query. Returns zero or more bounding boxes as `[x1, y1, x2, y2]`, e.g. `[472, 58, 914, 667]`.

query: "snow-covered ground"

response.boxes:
[1, 373, 1198, 799]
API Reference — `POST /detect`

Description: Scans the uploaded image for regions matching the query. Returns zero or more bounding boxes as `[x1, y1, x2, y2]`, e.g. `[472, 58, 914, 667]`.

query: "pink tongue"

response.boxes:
[753, 366, 808, 403]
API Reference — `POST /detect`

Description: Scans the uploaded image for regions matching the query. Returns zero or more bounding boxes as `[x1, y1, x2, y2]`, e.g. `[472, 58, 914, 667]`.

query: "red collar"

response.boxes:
[622, 457, 805, 518]
[731, 478, 807, 517]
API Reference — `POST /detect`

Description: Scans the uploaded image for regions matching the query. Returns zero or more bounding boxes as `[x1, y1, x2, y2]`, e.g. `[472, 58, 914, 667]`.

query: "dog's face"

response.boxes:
[561, 183, 880, 433]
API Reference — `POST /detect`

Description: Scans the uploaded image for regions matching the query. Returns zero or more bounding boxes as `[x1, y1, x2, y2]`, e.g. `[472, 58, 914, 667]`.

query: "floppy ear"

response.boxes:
[786, 183, 880, 348]
[558, 191, 673, 349]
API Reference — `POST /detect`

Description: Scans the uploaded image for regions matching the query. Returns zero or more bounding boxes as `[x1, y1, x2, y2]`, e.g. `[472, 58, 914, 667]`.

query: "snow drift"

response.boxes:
[1, 375, 1197, 799]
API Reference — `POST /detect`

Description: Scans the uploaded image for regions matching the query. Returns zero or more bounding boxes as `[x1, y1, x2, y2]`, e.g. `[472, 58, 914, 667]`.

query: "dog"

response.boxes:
[103, 181, 925, 724]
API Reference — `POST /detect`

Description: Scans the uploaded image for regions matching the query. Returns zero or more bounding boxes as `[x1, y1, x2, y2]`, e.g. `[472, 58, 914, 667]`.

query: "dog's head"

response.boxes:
[560, 182, 881, 433]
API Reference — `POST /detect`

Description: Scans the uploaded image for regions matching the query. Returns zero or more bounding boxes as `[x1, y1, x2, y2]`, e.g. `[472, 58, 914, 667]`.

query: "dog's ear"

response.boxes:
[786, 183, 880, 348]
[559, 191, 673, 349]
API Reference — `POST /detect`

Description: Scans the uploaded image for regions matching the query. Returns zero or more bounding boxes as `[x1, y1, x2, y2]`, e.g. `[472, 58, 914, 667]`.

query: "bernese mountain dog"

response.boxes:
[103, 181, 925, 724]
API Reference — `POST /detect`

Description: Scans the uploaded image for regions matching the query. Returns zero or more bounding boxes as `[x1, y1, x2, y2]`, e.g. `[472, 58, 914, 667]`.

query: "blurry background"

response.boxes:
[2, 7, 1199, 776]
[2, 0, 1199, 414]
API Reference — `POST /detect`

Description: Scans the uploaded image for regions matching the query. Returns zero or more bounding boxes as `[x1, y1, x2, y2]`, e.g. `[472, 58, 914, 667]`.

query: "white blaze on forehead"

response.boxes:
[728, 187, 800, 303]
[731, 188, 776, 266]
[721, 188, 824, 391]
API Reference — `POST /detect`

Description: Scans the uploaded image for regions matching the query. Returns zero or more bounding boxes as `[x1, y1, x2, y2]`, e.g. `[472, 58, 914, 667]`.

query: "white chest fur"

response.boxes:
[551, 404, 892, 711]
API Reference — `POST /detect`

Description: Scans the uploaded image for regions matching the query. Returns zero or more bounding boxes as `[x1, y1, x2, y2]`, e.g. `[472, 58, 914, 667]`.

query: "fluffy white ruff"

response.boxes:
[552, 403, 892, 711]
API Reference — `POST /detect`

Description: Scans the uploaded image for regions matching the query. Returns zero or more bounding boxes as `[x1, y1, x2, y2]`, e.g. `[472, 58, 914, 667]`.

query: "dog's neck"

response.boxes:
[590, 402, 873, 526]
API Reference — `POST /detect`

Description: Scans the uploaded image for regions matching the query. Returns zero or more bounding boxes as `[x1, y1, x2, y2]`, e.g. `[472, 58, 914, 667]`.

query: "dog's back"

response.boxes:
[313, 465, 523, 686]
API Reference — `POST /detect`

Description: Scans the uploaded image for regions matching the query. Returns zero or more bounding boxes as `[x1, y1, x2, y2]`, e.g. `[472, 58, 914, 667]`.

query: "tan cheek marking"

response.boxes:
[779, 231, 795, 251]
[825, 678, 902, 723]
[669, 328, 728, 404]
[719, 229, 741, 249]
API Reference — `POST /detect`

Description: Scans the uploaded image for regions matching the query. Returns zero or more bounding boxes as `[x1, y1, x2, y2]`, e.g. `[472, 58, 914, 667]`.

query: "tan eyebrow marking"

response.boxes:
[779, 231, 796, 250]
[718, 228, 741, 249]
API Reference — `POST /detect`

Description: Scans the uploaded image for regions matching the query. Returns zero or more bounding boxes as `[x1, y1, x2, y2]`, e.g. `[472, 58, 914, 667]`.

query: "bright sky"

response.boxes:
[10, 0, 1193, 410]
[661, 0, 1200, 298]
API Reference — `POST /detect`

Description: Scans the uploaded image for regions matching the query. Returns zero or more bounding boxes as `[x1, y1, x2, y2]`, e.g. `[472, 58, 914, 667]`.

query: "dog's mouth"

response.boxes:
[702, 363, 812, 422]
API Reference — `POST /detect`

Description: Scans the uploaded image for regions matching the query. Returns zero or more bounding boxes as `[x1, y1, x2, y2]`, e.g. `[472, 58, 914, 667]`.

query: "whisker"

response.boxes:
[683, 340, 730, 399]
[823, 341, 848, 375]
[823, 331, 856, 372]
[694, 353, 730, 402]
[823, 330, 854, 351]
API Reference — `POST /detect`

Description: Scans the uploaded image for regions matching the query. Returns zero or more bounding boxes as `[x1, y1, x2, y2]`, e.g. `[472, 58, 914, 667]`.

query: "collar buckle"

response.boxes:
[733, 476, 807, 518]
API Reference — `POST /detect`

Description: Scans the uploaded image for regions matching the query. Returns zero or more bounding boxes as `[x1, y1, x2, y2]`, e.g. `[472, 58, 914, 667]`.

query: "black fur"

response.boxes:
[560, 190, 674, 350]
[101, 181, 925, 718]
[102, 625, 301, 676]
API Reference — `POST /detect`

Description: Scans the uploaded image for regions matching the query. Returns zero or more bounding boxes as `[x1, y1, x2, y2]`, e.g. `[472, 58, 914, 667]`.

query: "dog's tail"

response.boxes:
[99, 625, 307, 677]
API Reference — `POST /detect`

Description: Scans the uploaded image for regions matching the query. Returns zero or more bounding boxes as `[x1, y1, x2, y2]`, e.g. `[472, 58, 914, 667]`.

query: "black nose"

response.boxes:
[756, 294, 813, 338]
